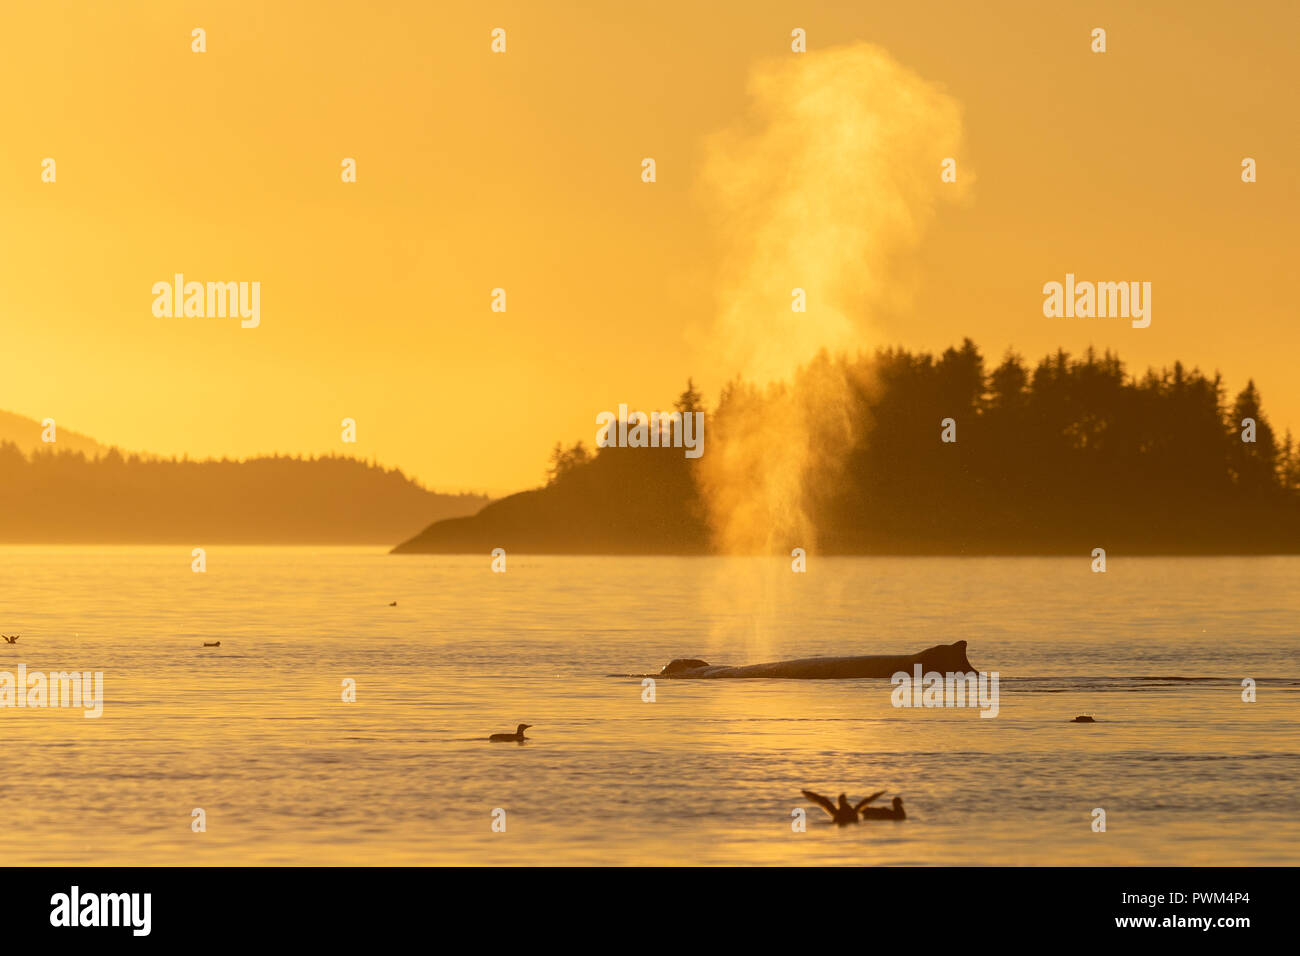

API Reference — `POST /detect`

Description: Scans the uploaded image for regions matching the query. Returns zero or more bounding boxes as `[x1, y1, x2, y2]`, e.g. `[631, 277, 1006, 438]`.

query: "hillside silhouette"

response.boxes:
[0, 410, 109, 458]
[1, 444, 487, 544]
[394, 340, 1300, 555]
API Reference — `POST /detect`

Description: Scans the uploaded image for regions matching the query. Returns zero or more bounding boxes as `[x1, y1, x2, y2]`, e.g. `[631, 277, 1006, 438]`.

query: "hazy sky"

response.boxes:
[1, 0, 1295, 494]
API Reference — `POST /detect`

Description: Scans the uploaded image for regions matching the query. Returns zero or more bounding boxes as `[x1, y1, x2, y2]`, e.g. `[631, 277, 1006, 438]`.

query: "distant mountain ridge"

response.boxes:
[0, 410, 109, 458]
[0, 411, 489, 544]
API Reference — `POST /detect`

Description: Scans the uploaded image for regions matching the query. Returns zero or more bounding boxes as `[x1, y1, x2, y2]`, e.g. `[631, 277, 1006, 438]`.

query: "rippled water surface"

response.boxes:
[1, 548, 1297, 865]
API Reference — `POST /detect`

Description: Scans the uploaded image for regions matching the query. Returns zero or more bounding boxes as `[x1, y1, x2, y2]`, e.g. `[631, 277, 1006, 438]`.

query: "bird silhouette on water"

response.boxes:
[802, 789, 905, 823]
[860, 796, 906, 820]
[2, 635, 18, 644]
[489, 723, 532, 742]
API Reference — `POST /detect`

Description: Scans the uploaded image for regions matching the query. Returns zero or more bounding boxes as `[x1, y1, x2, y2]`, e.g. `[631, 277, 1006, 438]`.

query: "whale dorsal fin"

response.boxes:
[661, 658, 710, 675]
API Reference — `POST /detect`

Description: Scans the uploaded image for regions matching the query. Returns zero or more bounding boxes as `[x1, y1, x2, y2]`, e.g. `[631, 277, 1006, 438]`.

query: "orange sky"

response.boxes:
[1, 0, 1295, 494]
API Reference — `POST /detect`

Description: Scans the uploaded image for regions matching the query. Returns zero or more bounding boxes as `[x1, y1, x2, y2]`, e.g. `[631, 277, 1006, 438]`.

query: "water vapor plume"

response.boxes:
[700, 43, 968, 555]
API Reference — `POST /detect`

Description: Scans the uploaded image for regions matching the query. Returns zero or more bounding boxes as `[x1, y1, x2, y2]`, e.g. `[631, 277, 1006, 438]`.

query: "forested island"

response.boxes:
[394, 341, 1300, 555]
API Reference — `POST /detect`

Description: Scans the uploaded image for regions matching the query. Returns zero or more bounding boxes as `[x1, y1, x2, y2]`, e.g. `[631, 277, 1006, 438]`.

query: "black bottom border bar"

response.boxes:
[0, 865, 1282, 942]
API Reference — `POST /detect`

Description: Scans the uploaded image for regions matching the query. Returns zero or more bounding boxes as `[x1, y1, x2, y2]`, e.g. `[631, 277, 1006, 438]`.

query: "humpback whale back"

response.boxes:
[657, 641, 975, 679]
[661, 658, 712, 676]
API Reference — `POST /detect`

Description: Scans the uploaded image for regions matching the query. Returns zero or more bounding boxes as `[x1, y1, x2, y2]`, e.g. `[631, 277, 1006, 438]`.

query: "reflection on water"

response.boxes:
[1, 548, 1297, 864]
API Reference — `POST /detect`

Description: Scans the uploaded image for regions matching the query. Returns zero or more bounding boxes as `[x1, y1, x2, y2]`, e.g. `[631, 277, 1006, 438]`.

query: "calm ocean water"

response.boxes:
[1, 547, 1297, 865]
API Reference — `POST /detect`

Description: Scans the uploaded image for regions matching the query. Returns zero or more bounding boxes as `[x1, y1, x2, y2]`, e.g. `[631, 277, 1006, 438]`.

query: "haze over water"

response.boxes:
[2, 547, 1297, 865]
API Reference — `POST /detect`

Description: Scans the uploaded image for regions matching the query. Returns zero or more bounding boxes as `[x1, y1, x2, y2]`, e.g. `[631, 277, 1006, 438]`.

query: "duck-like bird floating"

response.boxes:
[489, 723, 532, 743]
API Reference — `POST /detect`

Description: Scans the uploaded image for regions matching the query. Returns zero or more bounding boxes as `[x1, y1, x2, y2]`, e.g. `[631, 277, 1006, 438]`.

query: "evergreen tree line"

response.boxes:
[519, 341, 1300, 554]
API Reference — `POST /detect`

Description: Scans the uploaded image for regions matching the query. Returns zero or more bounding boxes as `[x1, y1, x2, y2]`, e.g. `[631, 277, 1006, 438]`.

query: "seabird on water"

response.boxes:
[489, 723, 532, 742]
[860, 796, 906, 820]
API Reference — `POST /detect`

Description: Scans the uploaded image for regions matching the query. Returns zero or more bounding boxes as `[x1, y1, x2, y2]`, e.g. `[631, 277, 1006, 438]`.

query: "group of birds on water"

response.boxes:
[802, 790, 906, 823]
[486, 722, 907, 825]
[485, 706, 1101, 825]
[195, 602, 402, 648]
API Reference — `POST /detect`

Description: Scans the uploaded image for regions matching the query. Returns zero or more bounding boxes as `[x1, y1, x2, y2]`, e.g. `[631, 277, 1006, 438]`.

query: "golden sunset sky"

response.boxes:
[1, 0, 1295, 494]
